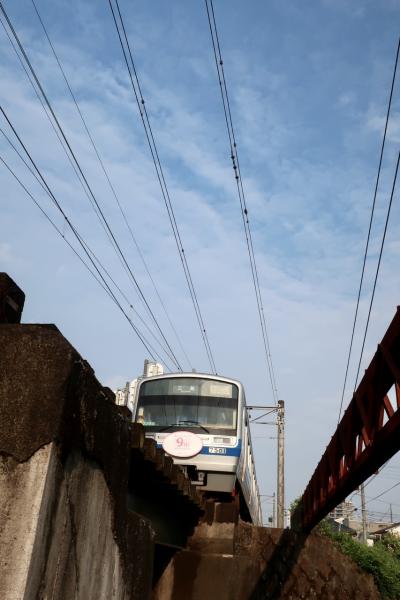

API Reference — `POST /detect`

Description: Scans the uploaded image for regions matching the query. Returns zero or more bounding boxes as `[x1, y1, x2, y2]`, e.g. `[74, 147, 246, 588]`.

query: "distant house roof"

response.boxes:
[373, 522, 400, 536]
[327, 518, 357, 535]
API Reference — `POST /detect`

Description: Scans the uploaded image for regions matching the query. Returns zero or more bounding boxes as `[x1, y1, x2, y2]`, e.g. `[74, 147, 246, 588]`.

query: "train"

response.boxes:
[116, 365, 262, 525]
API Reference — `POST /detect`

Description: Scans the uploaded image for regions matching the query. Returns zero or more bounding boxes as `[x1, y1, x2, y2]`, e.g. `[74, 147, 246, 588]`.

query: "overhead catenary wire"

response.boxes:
[108, 0, 216, 374]
[338, 38, 400, 422]
[0, 9, 135, 288]
[107, 0, 217, 375]
[347, 459, 399, 506]
[365, 508, 400, 518]
[0, 2, 183, 371]
[0, 14, 151, 331]
[29, 0, 192, 371]
[0, 14, 122, 250]
[0, 111, 178, 368]
[0, 157, 109, 298]
[352, 152, 400, 388]
[0, 111, 179, 369]
[366, 497, 400, 509]
[0, 17, 175, 361]
[205, 0, 279, 404]
[342, 484, 400, 519]
[362, 462, 389, 490]
[365, 480, 400, 506]
[0, 122, 180, 367]
[0, 4, 182, 371]
[0, 11, 180, 370]
[0, 152, 176, 369]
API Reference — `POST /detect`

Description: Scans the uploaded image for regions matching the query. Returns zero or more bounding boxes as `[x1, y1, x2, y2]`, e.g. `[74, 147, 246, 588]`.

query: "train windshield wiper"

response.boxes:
[178, 420, 209, 433]
[159, 421, 209, 433]
[159, 423, 182, 432]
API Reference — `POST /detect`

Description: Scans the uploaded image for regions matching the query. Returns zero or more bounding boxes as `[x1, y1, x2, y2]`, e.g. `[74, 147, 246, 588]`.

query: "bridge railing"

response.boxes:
[297, 306, 400, 531]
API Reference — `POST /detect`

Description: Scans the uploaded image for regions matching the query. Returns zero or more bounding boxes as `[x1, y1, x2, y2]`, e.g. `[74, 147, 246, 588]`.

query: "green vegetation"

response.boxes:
[318, 520, 400, 599]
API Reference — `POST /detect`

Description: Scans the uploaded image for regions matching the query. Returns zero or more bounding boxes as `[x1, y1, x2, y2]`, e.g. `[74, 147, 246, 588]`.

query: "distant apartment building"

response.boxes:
[329, 500, 355, 521]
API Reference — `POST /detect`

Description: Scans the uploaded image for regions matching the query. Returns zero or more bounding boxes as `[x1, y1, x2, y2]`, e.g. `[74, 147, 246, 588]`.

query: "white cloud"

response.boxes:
[1, 0, 399, 516]
[0, 242, 20, 266]
[366, 109, 400, 144]
[337, 92, 355, 107]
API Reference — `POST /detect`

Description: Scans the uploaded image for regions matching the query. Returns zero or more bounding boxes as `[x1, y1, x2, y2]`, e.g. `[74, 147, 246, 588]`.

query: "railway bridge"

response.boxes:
[1, 272, 399, 599]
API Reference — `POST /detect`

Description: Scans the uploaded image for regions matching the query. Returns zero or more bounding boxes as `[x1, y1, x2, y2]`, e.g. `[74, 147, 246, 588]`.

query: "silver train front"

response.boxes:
[132, 372, 263, 526]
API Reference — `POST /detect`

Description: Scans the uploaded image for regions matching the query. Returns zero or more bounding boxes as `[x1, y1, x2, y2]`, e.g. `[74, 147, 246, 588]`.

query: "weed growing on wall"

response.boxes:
[318, 521, 400, 599]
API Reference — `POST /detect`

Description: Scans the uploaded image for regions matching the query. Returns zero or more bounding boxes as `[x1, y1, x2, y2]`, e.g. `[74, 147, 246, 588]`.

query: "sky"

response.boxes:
[1, 0, 400, 525]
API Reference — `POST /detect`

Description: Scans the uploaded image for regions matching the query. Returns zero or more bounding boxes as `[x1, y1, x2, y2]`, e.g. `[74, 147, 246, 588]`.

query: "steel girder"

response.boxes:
[300, 306, 400, 531]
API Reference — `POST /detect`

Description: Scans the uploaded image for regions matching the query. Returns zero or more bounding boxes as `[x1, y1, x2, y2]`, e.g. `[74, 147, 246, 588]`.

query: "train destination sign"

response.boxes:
[162, 431, 203, 458]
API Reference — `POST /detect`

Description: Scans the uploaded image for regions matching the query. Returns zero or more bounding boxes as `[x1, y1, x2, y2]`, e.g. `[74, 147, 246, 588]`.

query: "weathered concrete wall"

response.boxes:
[1, 445, 54, 600]
[1, 445, 153, 600]
[153, 522, 382, 600]
[0, 324, 154, 600]
[236, 524, 381, 599]
[154, 552, 260, 600]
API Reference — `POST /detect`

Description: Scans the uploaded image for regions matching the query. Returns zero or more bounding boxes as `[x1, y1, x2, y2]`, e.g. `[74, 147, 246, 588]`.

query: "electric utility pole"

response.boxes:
[360, 483, 368, 544]
[247, 401, 285, 529]
[273, 492, 276, 527]
[277, 400, 285, 528]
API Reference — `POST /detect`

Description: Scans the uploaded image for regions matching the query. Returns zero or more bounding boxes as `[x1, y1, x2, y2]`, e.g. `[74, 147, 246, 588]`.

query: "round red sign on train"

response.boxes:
[162, 431, 203, 458]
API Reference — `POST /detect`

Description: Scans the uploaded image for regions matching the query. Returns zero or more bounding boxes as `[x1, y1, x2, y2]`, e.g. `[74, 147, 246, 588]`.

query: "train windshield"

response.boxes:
[136, 377, 238, 435]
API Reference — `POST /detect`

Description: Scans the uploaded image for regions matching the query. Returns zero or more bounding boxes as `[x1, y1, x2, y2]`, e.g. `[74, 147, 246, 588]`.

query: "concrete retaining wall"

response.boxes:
[153, 522, 382, 599]
[0, 324, 154, 600]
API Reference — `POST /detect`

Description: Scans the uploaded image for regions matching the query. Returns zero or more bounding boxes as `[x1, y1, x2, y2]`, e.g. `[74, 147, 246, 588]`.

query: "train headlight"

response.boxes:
[213, 437, 231, 444]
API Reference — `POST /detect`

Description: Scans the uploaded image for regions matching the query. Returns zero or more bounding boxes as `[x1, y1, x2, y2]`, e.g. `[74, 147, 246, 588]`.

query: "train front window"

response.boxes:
[136, 377, 238, 436]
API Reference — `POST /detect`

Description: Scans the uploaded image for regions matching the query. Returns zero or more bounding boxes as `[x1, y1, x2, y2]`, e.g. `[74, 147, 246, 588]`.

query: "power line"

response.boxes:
[108, 0, 216, 374]
[0, 108, 178, 368]
[0, 123, 180, 366]
[0, 2, 182, 371]
[0, 9, 132, 284]
[0, 17, 174, 358]
[354, 151, 400, 388]
[366, 509, 400, 518]
[347, 459, 400, 516]
[29, 0, 192, 371]
[205, 0, 279, 403]
[363, 462, 390, 490]
[366, 480, 400, 505]
[107, 0, 217, 375]
[367, 497, 400, 509]
[0, 158, 112, 299]
[0, 152, 176, 368]
[338, 38, 400, 422]
[0, 114, 176, 367]
[0, 13, 122, 249]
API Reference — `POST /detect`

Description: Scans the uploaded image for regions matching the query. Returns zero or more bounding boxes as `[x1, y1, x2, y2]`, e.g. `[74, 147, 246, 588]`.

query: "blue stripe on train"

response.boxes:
[156, 440, 242, 457]
[199, 443, 242, 457]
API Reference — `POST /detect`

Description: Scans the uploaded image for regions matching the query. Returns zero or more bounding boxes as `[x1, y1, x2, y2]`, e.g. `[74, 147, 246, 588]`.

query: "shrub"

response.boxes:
[318, 521, 400, 599]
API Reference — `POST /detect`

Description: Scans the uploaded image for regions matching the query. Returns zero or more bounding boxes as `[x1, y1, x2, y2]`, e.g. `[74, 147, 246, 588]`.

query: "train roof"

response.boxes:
[139, 371, 245, 389]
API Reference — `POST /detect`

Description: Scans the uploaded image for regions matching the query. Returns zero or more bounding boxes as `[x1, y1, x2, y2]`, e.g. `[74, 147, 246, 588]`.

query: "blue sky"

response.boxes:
[1, 0, 400, 524]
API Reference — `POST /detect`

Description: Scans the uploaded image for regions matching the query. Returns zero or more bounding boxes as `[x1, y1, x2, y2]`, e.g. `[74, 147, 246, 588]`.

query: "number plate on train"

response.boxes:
[208, 447, 227, 454]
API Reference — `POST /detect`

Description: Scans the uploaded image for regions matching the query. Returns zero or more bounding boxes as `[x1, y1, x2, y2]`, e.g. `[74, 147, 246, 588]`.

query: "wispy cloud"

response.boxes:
[1, 0, 399, 510]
